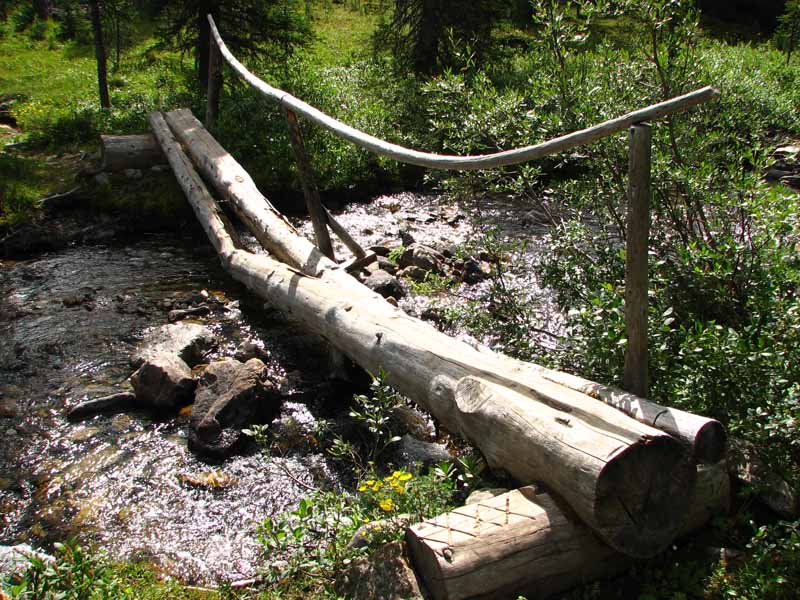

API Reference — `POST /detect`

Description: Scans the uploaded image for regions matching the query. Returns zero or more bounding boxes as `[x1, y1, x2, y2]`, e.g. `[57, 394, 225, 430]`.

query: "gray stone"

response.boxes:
[389, 405, 433, 440]
[364, 270, 405, 299]
[94, 172, 110, 187]
[395, 434, 451, 469]
[397, 265, 427, 282]
[399, 244, 446, 274]
[189, 358, 281, 458]
[234, 339, 269, 362]
[0, 545, 53, 580]
[728, 438, 799, 519]
[167, 305, 211, 323]
[466, 488, 510, 505]
[461, 258, 492, 284]
[335, 541, 425, 600]
[124, 168, 143, 180]
[132, 323, 216, 369]
[130, 353, 196, 412]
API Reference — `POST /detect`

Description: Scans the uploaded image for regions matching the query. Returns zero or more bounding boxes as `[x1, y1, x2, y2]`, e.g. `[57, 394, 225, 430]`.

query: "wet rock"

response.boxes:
[110, 414, 134, 432]
[130, 353, 196, 412]
[466, 488, 509, 505]
[124, 168, 142, 180]
[178, 470, 235, 490]
[168, 304, 211, 323]
[132, 323, 216, 369]
[389, 405, 433, 440]
[189, 358, 281, 458]
[399, 229, 416, 246]
[369, 245, 391, 257]
[399, 244, 446, 274]
[0, 544, 54, 580]
[364, 270, 405, 299]
[94, 172, 110, 187]
[397, 265, 427, 282]
[781, 175, 800, 190]
[234, 339, 269, 362]
[66, 392, 137, 421]
[394, 434, 451, 469]
[336, 540, 425, 600]
[460, 258, 492, 284]
[0, 397, 17, 418]
[728, 438, 799, 519]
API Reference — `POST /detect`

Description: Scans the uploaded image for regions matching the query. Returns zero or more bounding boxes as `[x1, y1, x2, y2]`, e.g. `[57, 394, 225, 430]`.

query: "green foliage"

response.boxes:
[776, 0, 800, 63]
[1, 540, 223, 600]
[328, 369, 402, 471]
[258, 466, 456, 596]
[374, 0, 501, 75]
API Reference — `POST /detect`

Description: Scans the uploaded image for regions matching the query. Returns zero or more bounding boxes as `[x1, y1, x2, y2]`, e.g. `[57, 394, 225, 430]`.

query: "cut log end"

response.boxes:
[596, 436, 696, 557]
[693, 420, 727, 464]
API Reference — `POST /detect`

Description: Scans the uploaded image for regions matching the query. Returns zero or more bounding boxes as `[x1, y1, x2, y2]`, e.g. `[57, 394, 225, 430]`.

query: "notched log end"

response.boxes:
[596, 435, 696, 558]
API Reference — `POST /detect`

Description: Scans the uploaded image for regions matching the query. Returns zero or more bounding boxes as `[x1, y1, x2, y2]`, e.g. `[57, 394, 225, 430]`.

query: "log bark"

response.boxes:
[515, 362, 726, 464]
[406, 463, 730, 600]
[100, 134, 165, 172]
[151, 110, 697, 558]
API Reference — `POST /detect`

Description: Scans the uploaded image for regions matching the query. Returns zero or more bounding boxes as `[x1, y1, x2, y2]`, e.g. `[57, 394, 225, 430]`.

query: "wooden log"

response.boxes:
[406, 463, 730, 600]
[325, 206, 367, 259]
[162, 109, 334, 276]
[515, 362, 726, 464]
[150, 111, 696, 557]
[100, 134, 165, 172]
[284, 107, 335, 260]
[623, 123, 651, 397]
[208, 14, 719, 172]
[205, 37, 222, 129]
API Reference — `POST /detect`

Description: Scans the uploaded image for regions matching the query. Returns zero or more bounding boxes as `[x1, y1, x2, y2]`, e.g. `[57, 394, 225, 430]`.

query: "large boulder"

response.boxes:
[131, 323, 216, 369]
[394, 434, 451, 470]
[130, 353, 196, 412]
[189, 358, 282, 458]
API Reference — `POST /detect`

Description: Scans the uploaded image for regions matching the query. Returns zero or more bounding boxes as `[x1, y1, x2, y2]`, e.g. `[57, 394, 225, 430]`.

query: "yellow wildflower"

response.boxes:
[398, 472, 412, 481]
[358, 484, 367, 492]
[379, 498, 395, 512]
[371, 481, 383, 492]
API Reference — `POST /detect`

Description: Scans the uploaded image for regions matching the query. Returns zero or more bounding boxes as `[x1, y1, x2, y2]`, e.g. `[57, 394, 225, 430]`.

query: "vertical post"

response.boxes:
[623, 123, 651, 398]
[206, 39, 222, 129]
[284, 108, 335, 260]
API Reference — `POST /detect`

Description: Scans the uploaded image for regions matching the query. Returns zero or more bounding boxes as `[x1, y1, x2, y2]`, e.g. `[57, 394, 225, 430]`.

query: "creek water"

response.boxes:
[0, 191, 556, 583]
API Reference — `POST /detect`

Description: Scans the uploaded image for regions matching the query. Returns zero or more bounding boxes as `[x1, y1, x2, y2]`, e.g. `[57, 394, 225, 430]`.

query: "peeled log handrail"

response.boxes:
[207, 15, 719, 171]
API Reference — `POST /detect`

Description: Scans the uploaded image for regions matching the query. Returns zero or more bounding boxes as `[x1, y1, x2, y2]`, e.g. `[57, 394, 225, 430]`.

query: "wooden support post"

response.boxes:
[624, 123, 651, 398]
[324, 206, 367, 259]
[206, 38, 222, 128]
[284, 108, 335, 260]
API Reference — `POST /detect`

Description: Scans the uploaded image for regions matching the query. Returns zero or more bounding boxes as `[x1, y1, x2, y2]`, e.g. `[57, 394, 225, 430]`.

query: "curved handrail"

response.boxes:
[208, 15, 718, 172]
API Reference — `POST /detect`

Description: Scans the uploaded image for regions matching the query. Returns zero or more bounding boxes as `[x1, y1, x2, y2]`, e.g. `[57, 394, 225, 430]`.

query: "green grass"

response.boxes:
[308, 2, 382, 67]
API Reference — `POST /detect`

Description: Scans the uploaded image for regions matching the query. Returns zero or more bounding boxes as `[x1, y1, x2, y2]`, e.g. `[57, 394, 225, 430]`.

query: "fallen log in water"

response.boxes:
[150, 110, 700, 558]
[406, 462, 730, 600]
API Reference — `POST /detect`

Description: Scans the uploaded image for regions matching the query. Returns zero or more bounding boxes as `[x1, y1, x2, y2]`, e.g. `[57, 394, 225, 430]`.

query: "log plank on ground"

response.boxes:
[151, 110, 696, 557]
[100, 134, 165, 171]
[406, 463, 730, 600]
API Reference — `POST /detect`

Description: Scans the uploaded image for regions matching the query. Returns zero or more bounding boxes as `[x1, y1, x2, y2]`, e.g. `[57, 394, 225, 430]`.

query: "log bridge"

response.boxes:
[137, 15, 726, 599]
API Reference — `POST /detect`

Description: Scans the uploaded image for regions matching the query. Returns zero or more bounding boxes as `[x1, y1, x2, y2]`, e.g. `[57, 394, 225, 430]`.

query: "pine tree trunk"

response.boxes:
[89, 0, 110, 109]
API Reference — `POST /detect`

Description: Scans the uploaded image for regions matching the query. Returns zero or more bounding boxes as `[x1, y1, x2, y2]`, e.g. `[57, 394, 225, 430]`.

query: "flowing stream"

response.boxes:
[0, 191, 555, 583]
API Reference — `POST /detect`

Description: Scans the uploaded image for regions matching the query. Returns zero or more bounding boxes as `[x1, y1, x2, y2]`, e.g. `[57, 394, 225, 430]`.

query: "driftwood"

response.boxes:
[100, 134, 165, 171]
[150, 110, 699, 558]
[406, 463, 730, 600]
